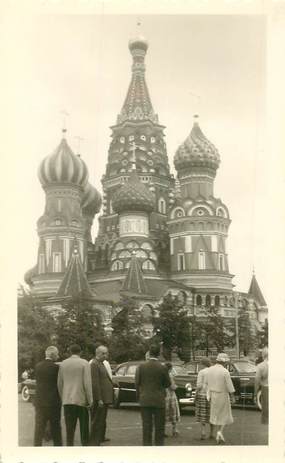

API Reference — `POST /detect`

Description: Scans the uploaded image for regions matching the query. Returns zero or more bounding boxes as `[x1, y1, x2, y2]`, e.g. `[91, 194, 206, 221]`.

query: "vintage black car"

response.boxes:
[112, 361, 195, 409]
[185, 359, 260, 407]
[20, 378, 36, 402]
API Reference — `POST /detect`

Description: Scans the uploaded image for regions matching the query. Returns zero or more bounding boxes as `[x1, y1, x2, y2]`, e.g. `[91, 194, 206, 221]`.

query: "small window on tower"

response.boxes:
[177, 253, 185, 271]
[151, 136, 155, 143]
[129, 135, 134, 141]
[158, 198, 166, 214]
[219, 254, 224, 271]
[53, 252, 62, 273]
[55, 219, 61, 226]
[120, 136, 125, 143]
[198, 250, 205, 270]
[140, 135, 146, 141]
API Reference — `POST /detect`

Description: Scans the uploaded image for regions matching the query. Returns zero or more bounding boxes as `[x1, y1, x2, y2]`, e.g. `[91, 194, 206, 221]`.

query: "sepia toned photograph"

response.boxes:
[4, 6, 284, 460]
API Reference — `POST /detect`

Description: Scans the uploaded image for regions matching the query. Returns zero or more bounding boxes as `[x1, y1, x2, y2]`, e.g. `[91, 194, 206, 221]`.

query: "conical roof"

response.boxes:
[121, 251, 148, 295]
[57, 246, 94, 298]
[117, 35, 158, 124]
[174, 119, 220, 171]
[112, 170, 155, 214]
[248, 273, 267, 307]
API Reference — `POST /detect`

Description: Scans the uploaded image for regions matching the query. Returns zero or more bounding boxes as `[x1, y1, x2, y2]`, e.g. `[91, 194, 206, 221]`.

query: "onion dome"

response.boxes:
[24, 265, 37, 286]
[38, 137, 88, 188]
[128, 35, 149, 53]
[112, 171, 155, 214]
[81, 182, 102, 216]
[174, 118, 220, 171]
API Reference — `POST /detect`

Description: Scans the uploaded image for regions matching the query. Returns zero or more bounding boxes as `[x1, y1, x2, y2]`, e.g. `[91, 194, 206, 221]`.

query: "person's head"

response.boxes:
[165, 362, 172, 372]
[262, 347, 268, 360]
[200, 357, 211, 368]
[69, 344, 81, 356]
[148, 343, 160, 358]
[216, 352, 230, 365]
[96, 345, 109, 362]
[45, 346, 59, 361]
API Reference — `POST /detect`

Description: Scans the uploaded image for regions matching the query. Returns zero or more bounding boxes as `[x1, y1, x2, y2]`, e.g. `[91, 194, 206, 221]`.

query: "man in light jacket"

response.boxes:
[57, 344, 93, 446]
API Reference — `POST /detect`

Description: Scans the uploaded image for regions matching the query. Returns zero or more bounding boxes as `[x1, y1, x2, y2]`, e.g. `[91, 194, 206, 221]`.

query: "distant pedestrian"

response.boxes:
[195, 357, 214, 440]
[89, 346, 114, 446]
[57, 344, 93, 446]
[135, 344, 171, 446]
[164, 363, 180, 437]
[33, 346, 62, 446]
[255, 346, 268, 424]
[205, 353, 235, 444]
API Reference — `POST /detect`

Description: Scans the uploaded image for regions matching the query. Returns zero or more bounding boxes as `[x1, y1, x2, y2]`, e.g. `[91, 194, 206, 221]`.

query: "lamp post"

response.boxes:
[234, 292, 240, 359]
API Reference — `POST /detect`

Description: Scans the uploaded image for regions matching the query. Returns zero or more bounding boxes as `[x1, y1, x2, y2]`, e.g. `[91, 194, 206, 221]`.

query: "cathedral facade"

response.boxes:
[24, 36, 268, 339]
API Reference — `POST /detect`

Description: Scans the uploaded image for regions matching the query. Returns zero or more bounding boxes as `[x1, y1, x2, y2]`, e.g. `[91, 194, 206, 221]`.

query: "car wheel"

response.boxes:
[21, 385, 31, 402]
[256, 390, 262, 410]
[113, 388, 121, 409]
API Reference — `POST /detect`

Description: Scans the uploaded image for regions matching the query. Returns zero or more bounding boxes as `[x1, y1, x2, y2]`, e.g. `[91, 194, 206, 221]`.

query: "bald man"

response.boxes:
[34, 346, 62, 446]
[89, 345, 114, 446]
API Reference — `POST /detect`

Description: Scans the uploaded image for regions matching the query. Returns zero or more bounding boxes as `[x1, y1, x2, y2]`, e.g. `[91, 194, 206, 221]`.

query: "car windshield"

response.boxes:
[233, 361, 256, 373]
[171, 365, 189, 376]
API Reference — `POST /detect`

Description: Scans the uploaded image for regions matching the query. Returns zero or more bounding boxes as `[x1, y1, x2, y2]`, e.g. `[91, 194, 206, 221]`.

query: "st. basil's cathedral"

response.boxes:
[24, 36, 268, 342]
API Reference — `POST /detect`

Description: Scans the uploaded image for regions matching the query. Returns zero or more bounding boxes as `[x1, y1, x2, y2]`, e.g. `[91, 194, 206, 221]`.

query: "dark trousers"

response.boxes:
[63, 404, 89, 446]
[141, 406, 165, 446]
[89, 402, 109, 446]
[34, 405, 62, 446]
[261, 386, 269, 424]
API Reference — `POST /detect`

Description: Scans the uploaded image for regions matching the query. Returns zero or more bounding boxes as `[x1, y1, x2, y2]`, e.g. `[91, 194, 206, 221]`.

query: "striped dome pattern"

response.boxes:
[113, 171, 155, 214]
[174, 121, 220, 171]
[38, 138, 88, 187]
[82, 182, 102, 216]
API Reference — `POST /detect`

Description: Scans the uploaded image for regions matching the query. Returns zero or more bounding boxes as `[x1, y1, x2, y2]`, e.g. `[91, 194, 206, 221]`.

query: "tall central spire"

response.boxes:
[117, 36, 158, 124]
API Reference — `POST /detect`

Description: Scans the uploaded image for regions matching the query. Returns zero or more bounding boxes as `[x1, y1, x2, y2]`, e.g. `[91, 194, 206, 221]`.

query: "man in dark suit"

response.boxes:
[89, 345, 114, 446]
[34, 345, 62, 446]
[135, 344, 171, 446]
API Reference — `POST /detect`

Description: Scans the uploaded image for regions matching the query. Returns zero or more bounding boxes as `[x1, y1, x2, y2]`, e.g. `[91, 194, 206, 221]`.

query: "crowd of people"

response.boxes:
[31, 342, 268, 446]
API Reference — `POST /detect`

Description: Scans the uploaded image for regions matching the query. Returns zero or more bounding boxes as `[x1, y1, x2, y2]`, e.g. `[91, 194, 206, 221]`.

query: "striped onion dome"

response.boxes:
[174, 119, 220, 171]
[112, 170, 155, 214]
[38, 138, 88, 187]
[81, 182, 102, 216]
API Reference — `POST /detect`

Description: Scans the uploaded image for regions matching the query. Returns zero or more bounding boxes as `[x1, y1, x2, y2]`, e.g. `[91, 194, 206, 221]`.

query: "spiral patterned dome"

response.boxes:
[174, 120, 220, 171]
[113, 171, 155, 214]
[81, 182, 102, 216]
[38, 138, 88, 187]
[128, 35, 149, 53]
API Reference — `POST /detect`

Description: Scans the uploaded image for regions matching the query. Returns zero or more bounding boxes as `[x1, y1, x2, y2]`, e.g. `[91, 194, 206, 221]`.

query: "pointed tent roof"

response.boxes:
[117, 36, 158, 125]
[121, 251, 148, 295]
[248, 273, 267, 307]
[57, 246, 94, 298]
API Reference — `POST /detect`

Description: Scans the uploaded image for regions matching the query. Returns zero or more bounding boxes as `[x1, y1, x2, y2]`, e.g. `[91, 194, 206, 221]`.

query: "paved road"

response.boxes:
[19, 396, 268, 446]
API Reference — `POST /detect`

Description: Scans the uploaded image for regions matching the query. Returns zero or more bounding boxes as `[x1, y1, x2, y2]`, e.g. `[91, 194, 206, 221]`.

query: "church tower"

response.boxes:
[25, 132, 101, 296]
[169, 117, 233, 306]
[94, 36, 175, 273]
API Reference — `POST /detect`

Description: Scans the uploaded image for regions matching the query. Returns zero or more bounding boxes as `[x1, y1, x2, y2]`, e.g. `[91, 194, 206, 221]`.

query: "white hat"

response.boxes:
[216, 352, 230, 363]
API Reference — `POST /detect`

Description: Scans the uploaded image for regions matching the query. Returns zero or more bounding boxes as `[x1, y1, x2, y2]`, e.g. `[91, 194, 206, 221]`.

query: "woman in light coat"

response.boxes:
[205, 353, 235, 444]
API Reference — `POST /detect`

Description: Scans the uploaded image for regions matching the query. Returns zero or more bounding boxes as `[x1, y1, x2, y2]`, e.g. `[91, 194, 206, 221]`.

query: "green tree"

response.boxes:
[109, 296, 148, 363]
[257, 318, 268, 348]
[54, 293, 107, 360]
[18, 286, 56, 375]
[238, 307, 257, 356]
[153, 293, 190, 360]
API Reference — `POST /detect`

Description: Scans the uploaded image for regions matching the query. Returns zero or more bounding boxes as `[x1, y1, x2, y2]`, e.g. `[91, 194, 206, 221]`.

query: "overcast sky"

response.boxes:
[2, 14, 269, 299]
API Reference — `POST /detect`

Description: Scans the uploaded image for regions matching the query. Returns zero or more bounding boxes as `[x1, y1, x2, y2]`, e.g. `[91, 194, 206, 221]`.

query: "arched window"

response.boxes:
[215, 295, 220, 307]
[224, 296, 228, 306]
[52, 252, 61, 272]
[158, 197, 166, 214]
[198, 251, 205, 270]
[142, 260, 155, 270]
[205, 295, 211, 307]
[196, 295, 202, 306]
[111, 260, 123, 271]
[109, 200, 113, 214]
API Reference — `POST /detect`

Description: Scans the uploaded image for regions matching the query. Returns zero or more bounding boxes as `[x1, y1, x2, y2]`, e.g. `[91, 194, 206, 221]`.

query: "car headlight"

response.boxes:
[185, 383, 192, 391]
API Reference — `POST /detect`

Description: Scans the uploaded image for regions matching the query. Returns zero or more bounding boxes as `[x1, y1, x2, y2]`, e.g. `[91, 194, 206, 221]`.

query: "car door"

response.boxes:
[113, 364, 128, 402]
[122, 364, 138, 403]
